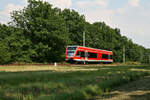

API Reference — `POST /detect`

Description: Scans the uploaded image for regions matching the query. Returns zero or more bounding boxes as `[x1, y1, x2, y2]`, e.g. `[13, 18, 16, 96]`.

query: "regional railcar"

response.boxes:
[65, 46, 113, 63]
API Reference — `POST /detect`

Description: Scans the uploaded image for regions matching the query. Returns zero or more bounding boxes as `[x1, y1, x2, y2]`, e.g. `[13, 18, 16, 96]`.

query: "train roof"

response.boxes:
[67, 45, 113, 52]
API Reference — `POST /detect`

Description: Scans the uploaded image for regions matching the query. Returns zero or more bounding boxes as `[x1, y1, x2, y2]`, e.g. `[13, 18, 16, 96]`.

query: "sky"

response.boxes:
[0, 0, 150, 48]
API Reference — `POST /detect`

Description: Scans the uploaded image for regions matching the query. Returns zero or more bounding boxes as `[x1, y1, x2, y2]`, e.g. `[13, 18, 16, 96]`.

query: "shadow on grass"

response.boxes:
[129, 93, 150, 100]
[101, 76, 150, 100]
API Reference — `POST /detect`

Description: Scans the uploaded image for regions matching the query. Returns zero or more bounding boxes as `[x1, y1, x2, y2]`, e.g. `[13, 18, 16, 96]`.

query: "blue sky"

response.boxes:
[0, 0, 150, 48]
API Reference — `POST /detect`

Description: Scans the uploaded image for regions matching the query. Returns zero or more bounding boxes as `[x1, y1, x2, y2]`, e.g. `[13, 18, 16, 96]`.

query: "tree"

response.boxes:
[10, 0, 70, 63]
[61, 9, 86, 45]
[0, 0, 149, 64]
[0, 40, 11, 64]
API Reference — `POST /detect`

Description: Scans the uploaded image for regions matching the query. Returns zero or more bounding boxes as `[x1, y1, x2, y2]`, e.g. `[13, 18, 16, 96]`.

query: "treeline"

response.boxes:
[0, 0, 149, 64]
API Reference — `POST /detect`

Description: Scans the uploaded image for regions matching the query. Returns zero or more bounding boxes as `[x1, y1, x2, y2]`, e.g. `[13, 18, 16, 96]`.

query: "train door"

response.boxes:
[108, 54, 110, 59]
[85, 50, 88, 61]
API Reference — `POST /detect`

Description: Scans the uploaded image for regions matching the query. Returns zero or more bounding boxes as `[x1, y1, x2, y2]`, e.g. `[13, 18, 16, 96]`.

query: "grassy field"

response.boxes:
[102, 76, 150, 100]
[0, 65, 150, 100]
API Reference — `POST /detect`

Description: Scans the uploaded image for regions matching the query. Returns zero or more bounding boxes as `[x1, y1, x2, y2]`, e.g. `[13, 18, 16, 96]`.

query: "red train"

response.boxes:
[65, 46, 113, 63]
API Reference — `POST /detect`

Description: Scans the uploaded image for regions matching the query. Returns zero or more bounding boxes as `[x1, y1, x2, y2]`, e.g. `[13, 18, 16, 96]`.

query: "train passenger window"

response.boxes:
[102, 54, 113, 59]
[81, 51, 85, 57]
[102, 54, 108, 59]
[110, 55, 113, 59]
[76, 51, 81, 57]
[88, 52, 97, 58]
[76, 51, 85, 57]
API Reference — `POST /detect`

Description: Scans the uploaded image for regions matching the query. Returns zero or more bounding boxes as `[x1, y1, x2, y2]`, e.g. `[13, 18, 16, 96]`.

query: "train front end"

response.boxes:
[65, 46, 78, 63]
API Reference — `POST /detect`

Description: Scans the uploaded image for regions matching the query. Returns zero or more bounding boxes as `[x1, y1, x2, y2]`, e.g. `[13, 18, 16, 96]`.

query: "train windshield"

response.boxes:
[67, 46, 77, 57]
[67, 51, 75, 57]
[67, 47, 77, 50]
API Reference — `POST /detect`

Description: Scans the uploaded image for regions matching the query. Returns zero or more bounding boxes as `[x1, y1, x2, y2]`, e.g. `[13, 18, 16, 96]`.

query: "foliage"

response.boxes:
[0, 0, 149, 64]
[61, 9, 86, 45]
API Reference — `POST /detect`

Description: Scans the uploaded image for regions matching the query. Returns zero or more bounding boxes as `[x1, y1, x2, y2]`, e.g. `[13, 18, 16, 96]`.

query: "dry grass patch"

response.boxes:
[0, 65, 99, 72]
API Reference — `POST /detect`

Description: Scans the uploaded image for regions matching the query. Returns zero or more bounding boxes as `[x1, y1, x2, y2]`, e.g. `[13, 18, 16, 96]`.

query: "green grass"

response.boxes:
[0, 65, 150, 100]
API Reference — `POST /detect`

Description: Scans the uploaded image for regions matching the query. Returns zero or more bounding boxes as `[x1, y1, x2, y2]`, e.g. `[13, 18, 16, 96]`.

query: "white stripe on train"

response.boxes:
[66, 59, 113, 62]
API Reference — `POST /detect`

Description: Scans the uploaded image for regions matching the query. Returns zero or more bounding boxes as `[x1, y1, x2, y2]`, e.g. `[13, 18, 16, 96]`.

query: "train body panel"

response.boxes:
[65, 46, 113, 63]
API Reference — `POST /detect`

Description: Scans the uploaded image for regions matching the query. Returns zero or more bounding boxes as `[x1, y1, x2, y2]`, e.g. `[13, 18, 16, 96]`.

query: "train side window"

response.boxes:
[81, 51, 85, 57]
[76, 51, 85, 57]
[110, 55, 113, 59]
[88, 52, 97, 58]
[76, 51, 81, 57]
[102, 54, 108, 59]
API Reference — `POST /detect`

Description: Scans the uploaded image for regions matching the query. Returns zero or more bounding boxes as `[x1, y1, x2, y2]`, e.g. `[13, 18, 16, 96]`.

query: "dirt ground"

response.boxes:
[101, 76, 150, 100]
